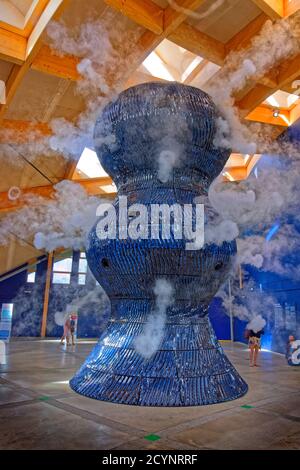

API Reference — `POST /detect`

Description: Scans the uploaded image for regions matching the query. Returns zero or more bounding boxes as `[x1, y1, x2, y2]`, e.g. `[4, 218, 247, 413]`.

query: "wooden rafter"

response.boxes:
[0, 119, 51, 143]
[246, 105, 290, 126]
[238, 52, 300, 121]
[225, 13, 268, 53]
[168, 23, 225, 65]
[0, 28, 27, 64]
[250, 0, 284, 19]
[104, 0, 164, 34]
[31, 45, 81, 80]
[63, 160, 80, 180]
[0, 177, 115, 213]
[0, 2, 274, 91]
[0, 116, 284, 155]
[285, 0, 300, 17]
[0, 0, 70, 121]
[183, 59, 209, 84]
[132, 0, 206, 68]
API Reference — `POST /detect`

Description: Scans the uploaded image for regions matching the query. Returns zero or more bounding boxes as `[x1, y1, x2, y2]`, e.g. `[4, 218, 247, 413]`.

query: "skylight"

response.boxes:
[143, 52, 175, 82]
[76, 147, 108, 179]
[100, 184, 117, 194]
[265, 90, 299, 109]
[0, 0, 39, 29]
[181, 57, 203, 82]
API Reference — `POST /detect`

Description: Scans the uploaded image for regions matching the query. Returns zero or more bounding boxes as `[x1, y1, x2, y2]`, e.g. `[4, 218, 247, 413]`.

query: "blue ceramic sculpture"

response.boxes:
[70, 82, 248, 406]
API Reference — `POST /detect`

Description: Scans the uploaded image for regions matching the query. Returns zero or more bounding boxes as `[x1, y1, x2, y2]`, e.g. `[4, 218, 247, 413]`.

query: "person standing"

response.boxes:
[60, 315, 71, 346]
[70, 313, 77, 346]
[248, 329, 264, 367]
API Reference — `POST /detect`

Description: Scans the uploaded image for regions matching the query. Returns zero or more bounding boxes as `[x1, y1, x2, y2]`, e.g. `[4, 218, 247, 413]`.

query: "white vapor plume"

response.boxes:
[53, 285, 110, 329]
[166, 0, 225, 20]
[158, 150, 178, 183]
[206, 11, 300, 153]
[134, 279, 174, 359]
[247, 314, 266, 334]
[0, 11, 143, 171]
[0, 181, 101, 252]
[54, 311, 69, 327]
[217, 278, 275, 324]
[44, 12, 142, 160]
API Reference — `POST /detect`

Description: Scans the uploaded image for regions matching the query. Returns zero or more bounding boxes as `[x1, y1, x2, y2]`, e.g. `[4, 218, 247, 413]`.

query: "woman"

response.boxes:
[60, 316, 71, 346]
[248, 329, 264, 367]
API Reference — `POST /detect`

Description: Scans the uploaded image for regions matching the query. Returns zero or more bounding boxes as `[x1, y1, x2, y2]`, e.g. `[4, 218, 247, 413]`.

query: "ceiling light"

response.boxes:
[273, 109, 280, 118]
[143, 52, 175, 81]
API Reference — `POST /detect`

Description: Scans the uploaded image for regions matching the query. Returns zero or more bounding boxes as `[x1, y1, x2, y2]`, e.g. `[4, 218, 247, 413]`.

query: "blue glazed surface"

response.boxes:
[70, 82, 248, 406]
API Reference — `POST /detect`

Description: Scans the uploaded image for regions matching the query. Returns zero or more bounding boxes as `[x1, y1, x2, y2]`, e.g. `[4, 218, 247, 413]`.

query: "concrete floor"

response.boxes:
[0, 339, 299, 450]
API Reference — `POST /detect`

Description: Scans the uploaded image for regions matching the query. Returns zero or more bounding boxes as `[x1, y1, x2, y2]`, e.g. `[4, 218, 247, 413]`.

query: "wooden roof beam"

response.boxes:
[0, 27, 27, 64]
[0, 118, 274, 155]
[245, 105, 290, 126]
[285, 0, 300, 17]
[31, 45, 81, 80]
[0, 177, 115, 213]
[225, 13, 268, 53]
[104, 0, 164, 34]
[0, 119, 51, 143]
[106, 0, 205, 66]
[0, 0, 70, 121]
[290, 101, 300, 124]
[250, 0, 284, 19]
[168, 23, 225, 65]
[28, 5, 270, 86]
[237, 53, 300, 119]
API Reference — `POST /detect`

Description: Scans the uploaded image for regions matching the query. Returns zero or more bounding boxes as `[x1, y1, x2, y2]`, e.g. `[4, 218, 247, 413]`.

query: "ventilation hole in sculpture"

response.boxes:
[101, 258, 110, 268]
[214, 262, 223, 271]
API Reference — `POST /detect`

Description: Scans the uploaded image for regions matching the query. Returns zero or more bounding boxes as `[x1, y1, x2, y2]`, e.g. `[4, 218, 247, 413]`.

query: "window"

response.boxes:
[78, 251, 87, 285]
[52, 272, 71, 284]
[52, 254, 73, 285]
[27, 269, 36, 283]
[75, 148, 108, 178]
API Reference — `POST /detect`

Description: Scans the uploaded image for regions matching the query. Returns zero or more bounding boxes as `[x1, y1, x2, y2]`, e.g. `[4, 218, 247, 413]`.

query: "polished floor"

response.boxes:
[0, 338, 299, 450]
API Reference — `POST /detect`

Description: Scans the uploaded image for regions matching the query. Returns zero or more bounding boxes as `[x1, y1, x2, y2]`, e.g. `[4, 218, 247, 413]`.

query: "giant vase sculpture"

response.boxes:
[70, 82, 248, 406]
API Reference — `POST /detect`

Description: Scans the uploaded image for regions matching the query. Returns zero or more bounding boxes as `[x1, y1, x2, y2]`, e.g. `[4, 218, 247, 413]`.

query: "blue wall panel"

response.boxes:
[2, 250, 299, 351]
[0, 251, 229, 340]
[209, 297, 231, 340]
[0, 260, 46, 337]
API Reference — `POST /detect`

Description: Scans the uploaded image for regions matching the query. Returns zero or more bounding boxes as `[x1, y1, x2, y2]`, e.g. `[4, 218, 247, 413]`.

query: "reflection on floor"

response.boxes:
[0, 339, 299, 450]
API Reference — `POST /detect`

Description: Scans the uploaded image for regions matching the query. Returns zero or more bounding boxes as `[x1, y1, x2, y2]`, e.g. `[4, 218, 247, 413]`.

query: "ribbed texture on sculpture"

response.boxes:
[70, 82, 248, 406]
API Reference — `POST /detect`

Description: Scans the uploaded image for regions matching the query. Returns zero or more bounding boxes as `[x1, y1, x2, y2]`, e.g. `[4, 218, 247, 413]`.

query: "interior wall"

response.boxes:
[0, 250, 231, 340]
[0, 251, 110, 338]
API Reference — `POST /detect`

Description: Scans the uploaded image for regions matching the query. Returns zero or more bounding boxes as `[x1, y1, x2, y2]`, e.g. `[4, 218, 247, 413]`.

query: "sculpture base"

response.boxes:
[70, 312, 248, 406]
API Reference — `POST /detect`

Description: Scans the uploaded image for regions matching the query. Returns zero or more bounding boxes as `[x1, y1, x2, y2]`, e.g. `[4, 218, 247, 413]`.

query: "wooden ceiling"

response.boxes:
[0, 0, 300, 276]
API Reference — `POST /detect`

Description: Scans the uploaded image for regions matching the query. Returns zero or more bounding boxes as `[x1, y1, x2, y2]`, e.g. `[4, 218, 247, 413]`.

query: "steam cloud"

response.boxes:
[1, 6, 300, 337]
[134, 279, 174, 359]
[0, 181, 101, 252]
[247, 314, 266, 334]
